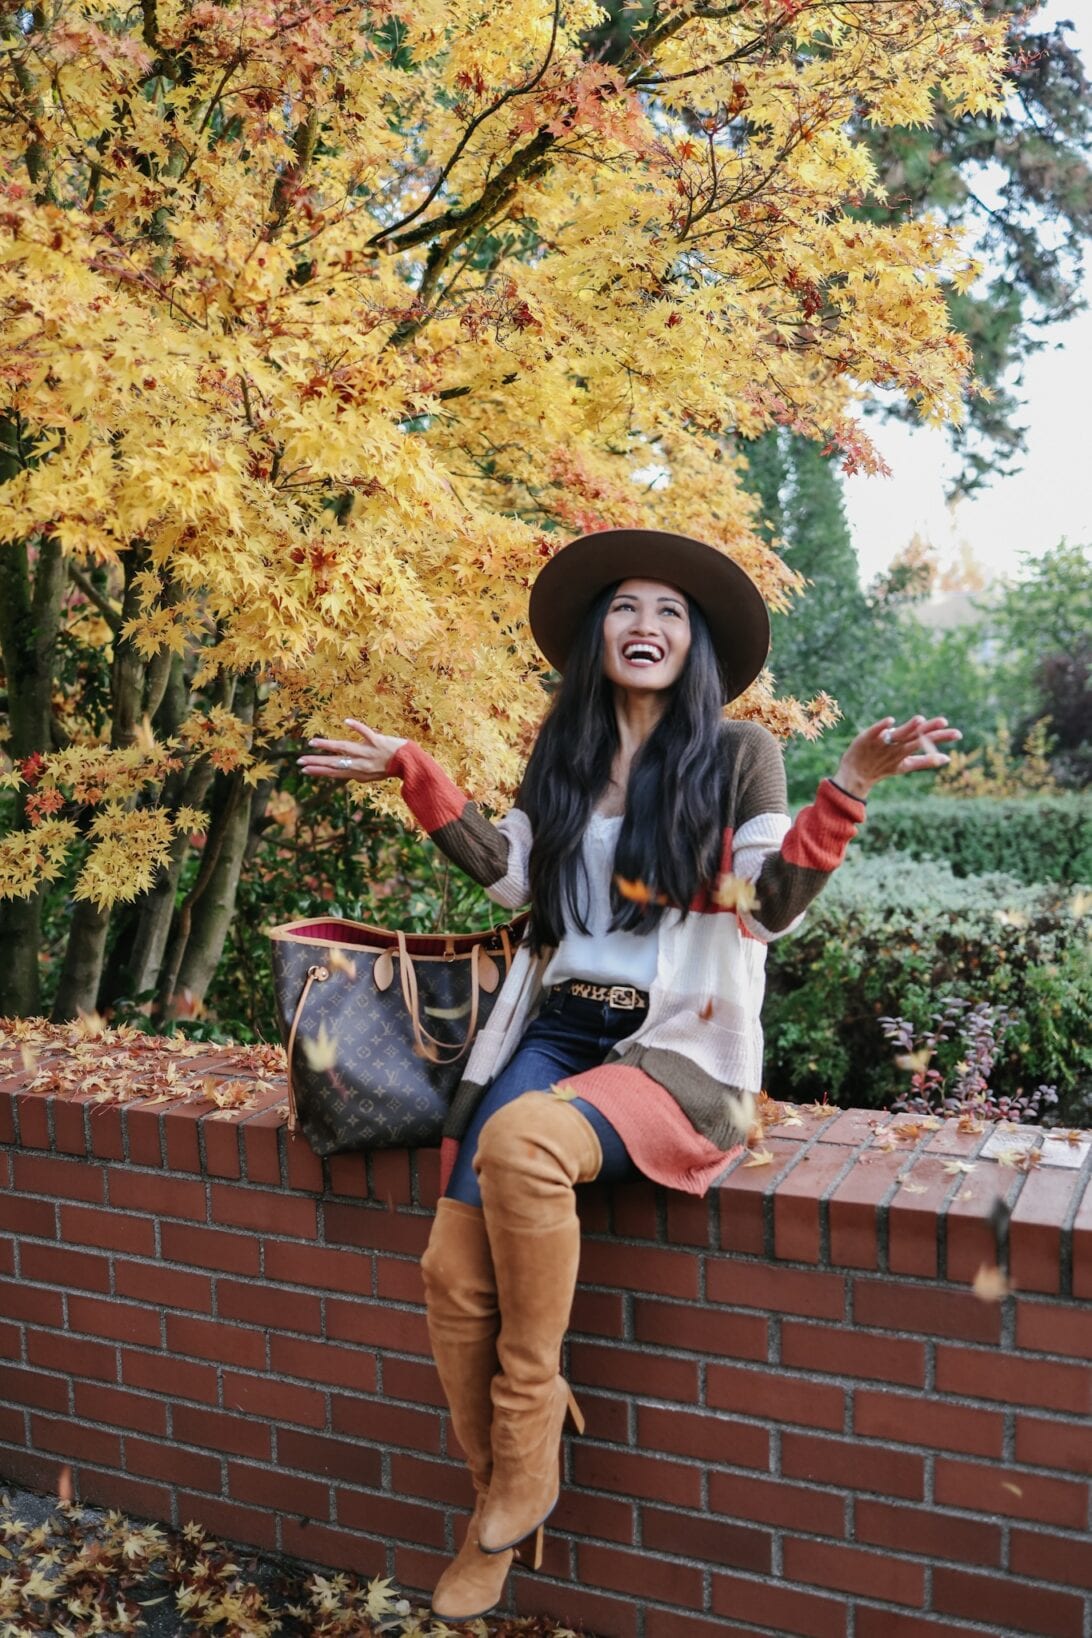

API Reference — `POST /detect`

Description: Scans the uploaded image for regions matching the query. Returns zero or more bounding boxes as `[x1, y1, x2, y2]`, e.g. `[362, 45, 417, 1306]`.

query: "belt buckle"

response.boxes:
[608, 985, 639, 1010]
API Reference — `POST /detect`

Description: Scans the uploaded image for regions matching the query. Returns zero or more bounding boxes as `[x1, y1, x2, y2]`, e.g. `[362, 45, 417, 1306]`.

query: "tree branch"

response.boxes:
[67, 561, 123, 634]
[366, 0, 562, 249]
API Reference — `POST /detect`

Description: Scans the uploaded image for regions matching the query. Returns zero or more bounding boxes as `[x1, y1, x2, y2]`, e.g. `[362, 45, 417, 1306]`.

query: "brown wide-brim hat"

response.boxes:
[528, 528, 770, 704]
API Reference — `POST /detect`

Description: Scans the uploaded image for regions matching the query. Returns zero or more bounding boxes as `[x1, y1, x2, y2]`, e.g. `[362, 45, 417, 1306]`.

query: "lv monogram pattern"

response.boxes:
[272, 934, 510, 1155]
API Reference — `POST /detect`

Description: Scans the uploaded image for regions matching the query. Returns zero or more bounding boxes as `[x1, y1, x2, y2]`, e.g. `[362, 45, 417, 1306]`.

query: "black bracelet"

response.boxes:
[828, 777, 867, 805]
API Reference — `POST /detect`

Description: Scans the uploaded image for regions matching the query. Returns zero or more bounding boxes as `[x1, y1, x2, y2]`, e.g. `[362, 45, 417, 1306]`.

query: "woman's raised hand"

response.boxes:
[296, 718, 407, 784]
[834, 715, 962, 801]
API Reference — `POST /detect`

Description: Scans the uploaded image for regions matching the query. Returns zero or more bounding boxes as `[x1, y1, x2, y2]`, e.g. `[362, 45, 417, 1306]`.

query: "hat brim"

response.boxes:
[528, 528, 770, 704]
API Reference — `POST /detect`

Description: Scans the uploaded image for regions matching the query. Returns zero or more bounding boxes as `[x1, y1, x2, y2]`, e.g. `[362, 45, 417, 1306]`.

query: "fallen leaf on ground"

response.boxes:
[943, 1160, 976, 1175]
[742, 1148, 774, 1168]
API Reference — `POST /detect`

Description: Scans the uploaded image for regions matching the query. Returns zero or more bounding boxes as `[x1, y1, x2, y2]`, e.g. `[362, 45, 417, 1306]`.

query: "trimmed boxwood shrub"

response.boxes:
[855, 794, 1092, 884]
[763, 851, 1091, 1123]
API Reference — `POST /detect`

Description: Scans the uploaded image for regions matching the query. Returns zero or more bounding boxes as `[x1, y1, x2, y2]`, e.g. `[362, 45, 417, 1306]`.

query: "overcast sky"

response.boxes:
[844, 3, 1091, 590]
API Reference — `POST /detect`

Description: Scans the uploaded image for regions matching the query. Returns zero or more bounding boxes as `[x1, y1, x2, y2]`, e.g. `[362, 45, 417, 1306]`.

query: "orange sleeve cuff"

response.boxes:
[387, 742, 468, 833]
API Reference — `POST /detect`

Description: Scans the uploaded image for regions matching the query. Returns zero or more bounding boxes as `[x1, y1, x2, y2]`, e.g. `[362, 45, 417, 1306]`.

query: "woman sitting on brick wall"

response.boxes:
[297, 528, 958, 1621]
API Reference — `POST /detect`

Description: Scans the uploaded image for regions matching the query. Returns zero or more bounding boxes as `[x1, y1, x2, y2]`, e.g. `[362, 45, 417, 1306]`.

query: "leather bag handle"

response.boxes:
[284, 963, 329, 1131]
[396, 932, 482, 1066]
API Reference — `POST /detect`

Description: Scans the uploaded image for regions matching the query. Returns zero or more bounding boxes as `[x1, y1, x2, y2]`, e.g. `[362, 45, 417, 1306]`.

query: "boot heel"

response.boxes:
[565, 1383, 585, 1436]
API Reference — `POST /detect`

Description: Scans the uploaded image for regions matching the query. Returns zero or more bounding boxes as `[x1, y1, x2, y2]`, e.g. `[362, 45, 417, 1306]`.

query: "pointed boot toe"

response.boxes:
[431, 1499, 514, 1621]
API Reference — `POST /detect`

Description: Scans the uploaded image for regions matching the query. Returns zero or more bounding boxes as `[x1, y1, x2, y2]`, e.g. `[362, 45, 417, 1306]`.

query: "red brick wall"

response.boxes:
[2, 1077, 1090, 1638]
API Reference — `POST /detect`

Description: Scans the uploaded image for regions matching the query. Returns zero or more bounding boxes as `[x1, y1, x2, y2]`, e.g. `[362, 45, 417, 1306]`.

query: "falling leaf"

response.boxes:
[425, 1001, 472, 1020]
[742, 1148, 774, 1168]
[615, 874, 667, 906]
[1001, 1480, 1023, 1497]
[20, 1044, 38, 1074]
[74, 1009, 107, 1038]
[302, 1020, 338, 1072]
[973, 1263, 1013, 1302]
[698, 997, 715, 1021]
[327, 946, 358, 980]
[551, 1082, 577, 1100]
[899, 1181, 928, 1195]
[57, 1464, 73, 1504]
[894, 1047, 933, 1073]
[712, 873, 759, 914]
[132, 714, 157, 755]
[995, 908, 1028, 929]
[1067, 888, 1092, 918]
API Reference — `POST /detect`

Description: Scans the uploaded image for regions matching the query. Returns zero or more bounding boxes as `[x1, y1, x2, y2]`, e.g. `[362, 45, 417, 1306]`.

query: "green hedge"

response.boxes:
[854, 794, 1092, 884]
[763, 851, 1091, 1123]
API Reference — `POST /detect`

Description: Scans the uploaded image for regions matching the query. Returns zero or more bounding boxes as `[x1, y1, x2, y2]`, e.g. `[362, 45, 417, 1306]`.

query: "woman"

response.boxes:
[297, 527, 958, 1622]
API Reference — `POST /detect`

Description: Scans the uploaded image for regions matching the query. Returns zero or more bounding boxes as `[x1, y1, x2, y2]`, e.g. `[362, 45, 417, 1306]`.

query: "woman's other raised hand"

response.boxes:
[834, 715, 962, 801]
[296, 718, 407, 783]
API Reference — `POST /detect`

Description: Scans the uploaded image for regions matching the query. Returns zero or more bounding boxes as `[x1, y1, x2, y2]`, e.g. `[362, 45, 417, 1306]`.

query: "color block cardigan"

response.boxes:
[388, 721, 866, 1189]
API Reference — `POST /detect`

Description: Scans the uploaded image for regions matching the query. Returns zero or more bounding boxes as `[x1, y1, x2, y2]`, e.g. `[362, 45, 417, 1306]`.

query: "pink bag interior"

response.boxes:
[284, 919, 516, 958]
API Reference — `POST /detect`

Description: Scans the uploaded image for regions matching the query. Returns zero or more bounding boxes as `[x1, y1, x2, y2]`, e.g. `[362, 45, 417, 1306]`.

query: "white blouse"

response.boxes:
[541, 813, 660, 991]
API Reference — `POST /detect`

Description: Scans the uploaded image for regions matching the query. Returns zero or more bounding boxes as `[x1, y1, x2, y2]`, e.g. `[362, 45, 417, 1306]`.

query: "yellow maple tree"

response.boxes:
[0, 0, 1005, 1016]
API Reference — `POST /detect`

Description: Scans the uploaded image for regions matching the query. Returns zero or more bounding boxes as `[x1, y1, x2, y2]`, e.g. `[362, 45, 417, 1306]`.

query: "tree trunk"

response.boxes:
[51, 546, 149, 1021]
[98, 657, 233, 1010]
[99, 757, 217, 1007]
[158, 674, 255, 1016]
[0, 455, 68, 1014]
[168, 775, 257, 1013]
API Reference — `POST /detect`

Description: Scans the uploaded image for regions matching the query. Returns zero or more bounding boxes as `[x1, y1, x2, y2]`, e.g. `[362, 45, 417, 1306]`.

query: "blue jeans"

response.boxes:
[445, 990, 639, 1206]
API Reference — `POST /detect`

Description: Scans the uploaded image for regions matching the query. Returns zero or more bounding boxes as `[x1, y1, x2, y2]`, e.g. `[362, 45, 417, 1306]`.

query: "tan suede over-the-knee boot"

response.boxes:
[420, 1197, 514, 1621]
[474, 1092, 602, 1556]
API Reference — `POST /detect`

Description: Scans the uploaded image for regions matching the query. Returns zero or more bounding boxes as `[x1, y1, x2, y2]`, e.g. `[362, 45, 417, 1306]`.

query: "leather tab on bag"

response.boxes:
[478, 949, 500, 994]
[373, 949, 394, 991]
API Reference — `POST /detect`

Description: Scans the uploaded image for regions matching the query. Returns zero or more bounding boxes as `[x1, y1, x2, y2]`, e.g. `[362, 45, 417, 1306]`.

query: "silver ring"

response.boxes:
[339, 757, 352, 768]
[881, 729, 895, 746]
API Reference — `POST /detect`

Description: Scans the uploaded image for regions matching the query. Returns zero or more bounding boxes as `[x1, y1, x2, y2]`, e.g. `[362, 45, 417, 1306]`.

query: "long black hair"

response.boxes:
[519, 583, 725, 953]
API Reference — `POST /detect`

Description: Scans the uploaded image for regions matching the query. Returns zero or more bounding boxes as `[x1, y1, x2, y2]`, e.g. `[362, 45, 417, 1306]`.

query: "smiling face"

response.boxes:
[601, 578, 693, 694]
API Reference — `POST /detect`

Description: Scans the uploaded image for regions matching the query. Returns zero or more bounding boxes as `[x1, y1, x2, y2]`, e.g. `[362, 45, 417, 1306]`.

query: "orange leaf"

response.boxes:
[973, 1263, 1013, 1302]
[614, 874, 666, 906]
[742, 1148, 774, 1168]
